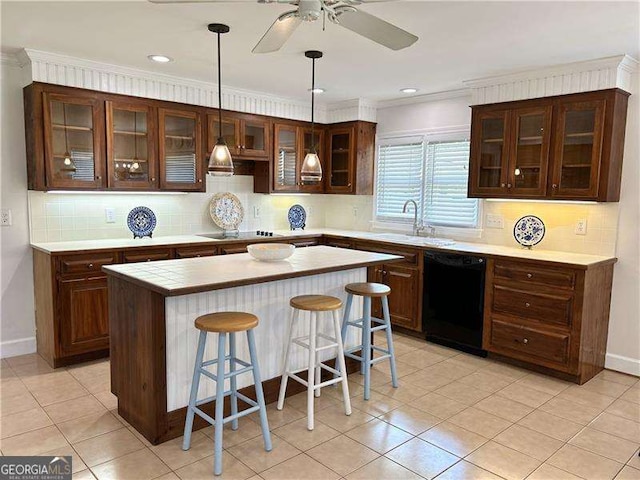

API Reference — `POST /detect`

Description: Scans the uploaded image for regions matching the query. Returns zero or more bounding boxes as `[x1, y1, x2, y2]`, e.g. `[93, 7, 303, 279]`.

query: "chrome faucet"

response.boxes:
[402, 200, 422, 236]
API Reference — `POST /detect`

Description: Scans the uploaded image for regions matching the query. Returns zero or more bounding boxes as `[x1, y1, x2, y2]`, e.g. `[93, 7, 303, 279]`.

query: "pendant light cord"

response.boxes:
[310, 56, 315, 153]
[217, 31, 223, 141]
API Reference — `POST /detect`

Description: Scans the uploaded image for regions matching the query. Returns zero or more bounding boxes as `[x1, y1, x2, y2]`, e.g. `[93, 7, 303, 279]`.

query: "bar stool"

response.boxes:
[182, 312, 272, 476]
[340, 283, 398, 400]
[277, 295, 351, 430]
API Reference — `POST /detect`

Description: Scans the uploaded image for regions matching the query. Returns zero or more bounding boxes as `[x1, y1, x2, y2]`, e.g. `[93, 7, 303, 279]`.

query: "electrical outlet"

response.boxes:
[485, 214, 504, 229]
[253, 206, 261, 218]
[575, 218, 588, 235]
[0, 209, 12, 226]
[105, 208, 116, 224]
[353, 207, 358, 217]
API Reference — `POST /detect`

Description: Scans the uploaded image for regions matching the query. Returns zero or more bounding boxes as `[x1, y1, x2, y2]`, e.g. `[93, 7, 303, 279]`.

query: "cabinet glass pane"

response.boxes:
[50, 101, 95, 182]
[559, 109, 596, 190]
[211, 119, 236, 148]
[514, 113, 544, 189]
[276, 129, 296, 187]
[330, 133, 350, 187]
[478, 117, 504, 188]
[244, 123, 265, 151]
[164, 115, 196, 184]
[112, 109, 149, 183]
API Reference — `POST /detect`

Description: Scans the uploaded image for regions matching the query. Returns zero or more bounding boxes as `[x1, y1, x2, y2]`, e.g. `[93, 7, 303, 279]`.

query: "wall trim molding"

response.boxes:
[464, 54, 639, 105]
[0, 336, 37, 359]
[605, 352, 640, 377]
[377, 88, 471, 109]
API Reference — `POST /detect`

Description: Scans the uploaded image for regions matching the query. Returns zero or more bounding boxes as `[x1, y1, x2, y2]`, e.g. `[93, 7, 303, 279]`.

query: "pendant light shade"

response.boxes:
[207, 23, 234, 177]
[300, 50, 323, 183]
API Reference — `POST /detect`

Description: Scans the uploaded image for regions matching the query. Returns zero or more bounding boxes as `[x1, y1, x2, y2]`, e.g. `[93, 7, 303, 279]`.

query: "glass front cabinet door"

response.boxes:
[106, 102, 157, 189]
[208, 114, 241, 158]
[159, 108, 203, 191]
[273, 123, 299, 191]
[43, 93, 105, 189]
[241, 117, 270, 159]
[327, 127, 355, 193]
[508, 106, 552, 197]
[550, 100, 605, 199]
[469, 110, 509, 196]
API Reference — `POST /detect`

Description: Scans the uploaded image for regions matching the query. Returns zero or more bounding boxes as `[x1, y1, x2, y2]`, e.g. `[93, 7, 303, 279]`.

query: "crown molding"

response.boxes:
[327, 98, 378, 123]
[465, 54, 639, 105]
[377, 88, 471, 109]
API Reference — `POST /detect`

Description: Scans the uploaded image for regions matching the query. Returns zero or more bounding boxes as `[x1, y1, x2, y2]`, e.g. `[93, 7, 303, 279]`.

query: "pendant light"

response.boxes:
[61, 103, 76, 173]
[207, 23, 233, 176]
[300, 50, 323, 183]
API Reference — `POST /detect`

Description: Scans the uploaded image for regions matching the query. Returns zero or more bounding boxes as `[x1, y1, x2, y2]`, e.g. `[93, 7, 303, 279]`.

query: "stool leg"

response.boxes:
[229, 332, 239, 431]
[247, 329, 272, 452]
[315, 351, 321, 398]
[182, 330, 207, 451]
[382, 296, 399, 388]
[332, 309, 352, 416]
[213, 333, 226, 476]
[307, 311, 317, 430]
[277, 308, 299, 410]
[340, 293, 354, 350]
[362, 296, 372, 401]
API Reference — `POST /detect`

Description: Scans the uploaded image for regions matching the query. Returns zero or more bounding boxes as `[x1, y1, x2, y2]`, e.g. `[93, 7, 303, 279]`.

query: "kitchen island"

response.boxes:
[102, 246, 401, 445]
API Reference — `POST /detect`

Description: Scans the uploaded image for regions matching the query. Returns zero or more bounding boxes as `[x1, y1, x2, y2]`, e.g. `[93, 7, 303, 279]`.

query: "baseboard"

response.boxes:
[605, 353, 640, 377]
[0, 337, 37, 359]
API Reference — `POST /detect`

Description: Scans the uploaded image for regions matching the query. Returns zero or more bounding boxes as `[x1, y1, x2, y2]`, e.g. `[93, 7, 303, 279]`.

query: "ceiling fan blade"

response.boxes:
[148, 1, 254, 3]
[336, 9, 418, 50]
[252, 14, 302, 53]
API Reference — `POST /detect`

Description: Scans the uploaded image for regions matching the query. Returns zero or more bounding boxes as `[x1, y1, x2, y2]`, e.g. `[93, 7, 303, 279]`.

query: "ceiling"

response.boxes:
[2, 1, 638, 104]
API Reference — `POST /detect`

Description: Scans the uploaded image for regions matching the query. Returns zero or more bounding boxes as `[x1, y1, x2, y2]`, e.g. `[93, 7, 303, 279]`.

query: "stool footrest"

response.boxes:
[345, 350, 391, 366]
[292, 333, 339, 352]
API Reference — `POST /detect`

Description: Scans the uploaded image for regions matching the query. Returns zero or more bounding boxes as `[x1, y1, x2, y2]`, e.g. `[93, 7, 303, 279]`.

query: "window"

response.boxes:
[375, 134, 478, 228]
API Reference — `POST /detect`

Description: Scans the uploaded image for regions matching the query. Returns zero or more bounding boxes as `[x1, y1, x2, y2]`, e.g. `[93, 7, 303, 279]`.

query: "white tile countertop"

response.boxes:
[102, 246, 401, 296]
[31, 228, 616, 267]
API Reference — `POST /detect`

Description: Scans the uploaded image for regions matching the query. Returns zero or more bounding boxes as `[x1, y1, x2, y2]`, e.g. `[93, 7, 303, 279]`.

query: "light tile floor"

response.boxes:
[1, 332, 639, 480]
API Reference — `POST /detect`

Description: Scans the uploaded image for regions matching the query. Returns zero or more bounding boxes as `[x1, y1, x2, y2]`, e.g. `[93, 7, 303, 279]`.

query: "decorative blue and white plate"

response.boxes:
[209, 192, 244, 230]
[288, 204, 306, 230]
[513, 215, 545, 248]
[127, 206, 156, 239]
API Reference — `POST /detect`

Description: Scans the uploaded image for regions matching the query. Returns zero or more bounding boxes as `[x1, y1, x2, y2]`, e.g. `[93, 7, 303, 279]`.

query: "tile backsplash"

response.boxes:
[29, 177, 618, 257]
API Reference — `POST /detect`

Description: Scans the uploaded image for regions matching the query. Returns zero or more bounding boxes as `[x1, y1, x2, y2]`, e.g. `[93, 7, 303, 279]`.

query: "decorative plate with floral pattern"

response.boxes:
[127, 206, 156, 239]
[288, 204, 306, 230]
[209, 192, 244, 230]
[513, 215, 545, 248]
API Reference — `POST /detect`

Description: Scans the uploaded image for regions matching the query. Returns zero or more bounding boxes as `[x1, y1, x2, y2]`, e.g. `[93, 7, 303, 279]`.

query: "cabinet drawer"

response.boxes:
[324, 238, 354, 249]
[290, 239, 319, 248]
[490, 318, 570, 366]
[492, 285, 573, 327]
[494, 261, 575, 290]
[175, 246, 217, 259]
[123, 249, 172, 263]
[219, 243, 248, 255]
[354, 241, 419, 267]
[59, 253, 118, 275]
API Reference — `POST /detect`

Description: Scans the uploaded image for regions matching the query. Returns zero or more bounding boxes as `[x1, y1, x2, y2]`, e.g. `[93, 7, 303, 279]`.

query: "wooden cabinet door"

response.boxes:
[468, 109, 510, 197]
[208, 113, 241, 158]
[106, 101, 158, 190]
[326, 127, 356, 194]
[273, 123, 300, 192]
[59, 276, 109, 356]
[43, 93, 105, 189]
[159, 108, 203, 191]
[299, 127, 325, 193]
[240, 116, 270, 159]
[382, 264, 421, 331]
[508, 105, 552, 197]
[549, 99, 605, 200]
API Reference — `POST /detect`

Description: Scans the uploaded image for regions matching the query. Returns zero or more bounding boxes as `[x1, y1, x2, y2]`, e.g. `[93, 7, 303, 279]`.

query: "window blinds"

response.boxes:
[375, 139, 424, 222]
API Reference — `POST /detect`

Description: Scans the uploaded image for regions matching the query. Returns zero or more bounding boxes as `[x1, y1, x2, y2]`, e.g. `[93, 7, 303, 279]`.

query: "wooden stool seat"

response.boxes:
[289, 295, 343, 312]
[195, 312, 259, 333]
[345, 282, 391, 298]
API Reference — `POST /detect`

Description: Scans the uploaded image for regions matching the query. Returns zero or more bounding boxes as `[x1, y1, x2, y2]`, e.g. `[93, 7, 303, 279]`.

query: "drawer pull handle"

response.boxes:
[147, 258, 152, 262]
[523, 338, 529, 344]
[88, 263, 94, 268]
[525, 302, 531, 307]
[527, 273, 532, 278]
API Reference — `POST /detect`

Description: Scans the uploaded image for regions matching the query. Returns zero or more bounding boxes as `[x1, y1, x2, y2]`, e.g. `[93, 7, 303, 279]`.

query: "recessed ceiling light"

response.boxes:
[400, 88, 419, 94]
[148, 54, 172, 63]
[308, 87, 325, 94]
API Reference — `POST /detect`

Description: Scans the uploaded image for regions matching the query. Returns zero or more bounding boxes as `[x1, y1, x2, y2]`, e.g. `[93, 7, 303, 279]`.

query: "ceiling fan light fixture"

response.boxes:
[207, 23, 234, 177]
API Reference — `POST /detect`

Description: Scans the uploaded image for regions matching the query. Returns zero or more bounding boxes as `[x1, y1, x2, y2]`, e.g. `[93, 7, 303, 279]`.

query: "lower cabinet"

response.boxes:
[369, 263, 421, 331]
[58, 275, 109, 357]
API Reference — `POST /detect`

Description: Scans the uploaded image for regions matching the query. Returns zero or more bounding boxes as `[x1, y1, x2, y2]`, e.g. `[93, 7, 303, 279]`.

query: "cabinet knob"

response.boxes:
[151, 177, 156, 182]
[348, 183, 352, 188]
[527, 273, 533, 278]
[96, 176, 101, 180]
[242, 145, 246, 149]
[507, 183, 512, 188]
[237, 145, 241, 149]
[552, 184, 558, 189]
[147, 258, 152, 262]
[501, 183, 506, 188]
[196, 254, 201, 258]
[523, 338, 529, 344]
[525, 302, 531, 308]
[88, 263, 94, 269]
[198, 179, 203, 183]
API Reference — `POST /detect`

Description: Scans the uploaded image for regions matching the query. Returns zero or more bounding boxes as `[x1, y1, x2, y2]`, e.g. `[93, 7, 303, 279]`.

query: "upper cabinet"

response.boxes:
[207, 112, 270, 161]
[159, 107, 203, 191]
[326, 121, 376, 195]
[468, 89, 629, 201]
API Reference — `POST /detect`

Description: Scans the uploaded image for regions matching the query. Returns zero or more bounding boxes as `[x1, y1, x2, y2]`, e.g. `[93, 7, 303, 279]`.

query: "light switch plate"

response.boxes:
[105, 208, 116, 224]
[0, 209, 12, 226]
[575, 218, 587, 235]
[253, 206, 261, 218]
[486, 214, 504, 229]
[353, 207, 358, 217]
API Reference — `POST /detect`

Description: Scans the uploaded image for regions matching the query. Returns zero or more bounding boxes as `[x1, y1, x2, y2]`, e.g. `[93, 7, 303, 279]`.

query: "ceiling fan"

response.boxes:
[148, 0, 418, 53]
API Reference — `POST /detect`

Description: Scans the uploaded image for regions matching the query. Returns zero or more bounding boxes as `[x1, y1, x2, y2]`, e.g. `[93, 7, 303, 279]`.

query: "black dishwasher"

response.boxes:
[423, 251, 487, 356]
